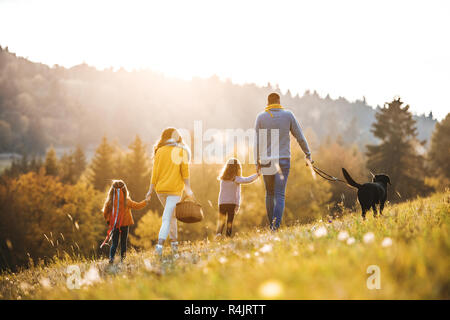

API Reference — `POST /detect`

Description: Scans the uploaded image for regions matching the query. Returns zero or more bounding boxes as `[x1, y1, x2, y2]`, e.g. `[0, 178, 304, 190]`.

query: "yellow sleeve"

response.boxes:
[181, 149, 190, 179]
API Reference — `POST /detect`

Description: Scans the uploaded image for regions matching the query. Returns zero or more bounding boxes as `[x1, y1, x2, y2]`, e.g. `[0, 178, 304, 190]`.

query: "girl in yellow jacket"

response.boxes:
[101, 180, 148, 264]
[146, 127, 194, 256]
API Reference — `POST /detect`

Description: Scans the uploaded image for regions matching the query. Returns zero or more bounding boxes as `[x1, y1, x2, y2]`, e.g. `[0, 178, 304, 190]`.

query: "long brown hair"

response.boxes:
[153, 127, 183, 157]
[219, 158, 242, 181]
[102, 180, 129, 214]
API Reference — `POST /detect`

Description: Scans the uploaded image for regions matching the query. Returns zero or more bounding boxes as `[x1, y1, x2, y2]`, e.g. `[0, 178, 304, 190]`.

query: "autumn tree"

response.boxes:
[44, 146, 59, 176]
[316, 138, 366, 210]
[72, 144, 87, 181]
[0, 172, 104, 270]
[89, 136, 115, 191]
[125, 135, 150, 201]
[59, 152, 75, 184]
[428, 113, 450, 180]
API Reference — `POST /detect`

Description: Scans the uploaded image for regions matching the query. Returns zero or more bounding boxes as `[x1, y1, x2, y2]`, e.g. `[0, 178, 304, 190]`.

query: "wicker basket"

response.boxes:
[175, 197, 204, 223]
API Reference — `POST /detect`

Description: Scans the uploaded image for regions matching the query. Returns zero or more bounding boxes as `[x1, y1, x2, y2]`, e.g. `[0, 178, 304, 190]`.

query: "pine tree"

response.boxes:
[44, 147, 59, 176]
[60, 152, 75, 184]
[428, 113, 450, 179]
[89, 136, 114, 191]
[366, 98, 431, 200]
[125, 135, 150, 201]
[113, 151, 128, 181]
[72, 144, 87, 182]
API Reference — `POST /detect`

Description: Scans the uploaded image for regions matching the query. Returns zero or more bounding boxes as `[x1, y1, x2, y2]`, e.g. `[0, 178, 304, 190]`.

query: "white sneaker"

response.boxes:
[155, 244, 163, 256]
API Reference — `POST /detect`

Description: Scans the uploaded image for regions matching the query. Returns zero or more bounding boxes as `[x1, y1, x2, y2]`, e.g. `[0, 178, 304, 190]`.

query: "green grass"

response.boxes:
[1, 191, 449, 300]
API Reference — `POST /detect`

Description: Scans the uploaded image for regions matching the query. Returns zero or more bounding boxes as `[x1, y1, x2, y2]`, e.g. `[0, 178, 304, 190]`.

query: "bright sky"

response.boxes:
[1, 0, 449, 120]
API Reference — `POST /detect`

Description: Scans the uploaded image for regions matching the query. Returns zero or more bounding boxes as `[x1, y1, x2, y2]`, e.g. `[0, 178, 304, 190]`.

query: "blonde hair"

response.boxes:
[153, 127, 183, 157]
[218, 158, 242, 181]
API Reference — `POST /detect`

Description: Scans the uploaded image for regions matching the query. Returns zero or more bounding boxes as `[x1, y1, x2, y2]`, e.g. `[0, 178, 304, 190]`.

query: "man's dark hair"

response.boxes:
[268, 93, 280, 105]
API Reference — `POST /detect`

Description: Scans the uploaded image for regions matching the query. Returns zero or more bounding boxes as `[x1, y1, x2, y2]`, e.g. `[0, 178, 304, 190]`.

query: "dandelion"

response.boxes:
[347, 237, 355, 245]
[81, 265, 100, 286]
[381, 237, 393, 247]
[19, 282, 31, 292]
[39, 277, 51, 289]
[218, 257, 227, 264]
[260, 244, 273, 253]
[337, 231, 349, 241]
[143, 259, 152, 271]
[259, 280, 284, 298]
[363, 232, 375, 244]
[314, 226, 327, 238]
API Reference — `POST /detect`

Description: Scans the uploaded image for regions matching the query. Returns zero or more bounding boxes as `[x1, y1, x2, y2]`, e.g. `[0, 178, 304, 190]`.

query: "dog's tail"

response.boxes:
[342, 168, 362, 189]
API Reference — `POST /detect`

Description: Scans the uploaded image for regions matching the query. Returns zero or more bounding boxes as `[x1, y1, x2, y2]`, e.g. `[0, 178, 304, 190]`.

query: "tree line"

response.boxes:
[0, 46, 437, 156]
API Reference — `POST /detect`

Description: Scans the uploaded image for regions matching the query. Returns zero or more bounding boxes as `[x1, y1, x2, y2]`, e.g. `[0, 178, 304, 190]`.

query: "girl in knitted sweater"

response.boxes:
[216, 158, 260, 237]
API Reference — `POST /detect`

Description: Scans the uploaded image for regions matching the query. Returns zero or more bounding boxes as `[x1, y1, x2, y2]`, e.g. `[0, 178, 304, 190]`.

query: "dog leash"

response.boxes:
[311, 165, 349, 184]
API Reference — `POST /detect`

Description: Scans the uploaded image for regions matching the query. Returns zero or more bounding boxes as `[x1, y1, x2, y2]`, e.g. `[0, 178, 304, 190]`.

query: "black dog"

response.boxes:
[342, 168, 391, 219]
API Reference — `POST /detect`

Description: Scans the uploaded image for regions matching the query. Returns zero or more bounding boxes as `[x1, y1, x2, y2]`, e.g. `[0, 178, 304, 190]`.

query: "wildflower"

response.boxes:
[337, 231, 349, 241]
[254, 252, 260, 257]
[244, 253, 251, 259]
[39, 277, 51, 289]
[259, 280, 284, 298]
[363, 232, 375, 244]
[143, 259, 153, 271]
[381, 237, 393, 247]
[314, 226, 327, 238]
[218, 257, 227, 264]
[19, 282, 31, 292]
[346, 237, 355, 245]
[260, 244, 273, 253]
[81, 265, 100, 286]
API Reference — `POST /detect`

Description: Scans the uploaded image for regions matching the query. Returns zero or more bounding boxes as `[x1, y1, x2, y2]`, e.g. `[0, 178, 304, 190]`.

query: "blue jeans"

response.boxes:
[262, 158, 290, 231]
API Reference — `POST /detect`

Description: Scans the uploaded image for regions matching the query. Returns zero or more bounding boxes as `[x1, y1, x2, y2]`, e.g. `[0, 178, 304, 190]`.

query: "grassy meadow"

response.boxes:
[0, 190, 449, 300]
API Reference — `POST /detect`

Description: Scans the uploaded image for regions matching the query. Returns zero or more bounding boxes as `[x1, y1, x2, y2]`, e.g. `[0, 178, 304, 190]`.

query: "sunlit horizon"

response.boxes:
[1, 0, 449, 120]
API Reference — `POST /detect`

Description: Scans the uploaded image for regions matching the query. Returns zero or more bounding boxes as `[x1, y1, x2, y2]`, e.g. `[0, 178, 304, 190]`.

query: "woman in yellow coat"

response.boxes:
[146, 127, 194, 256]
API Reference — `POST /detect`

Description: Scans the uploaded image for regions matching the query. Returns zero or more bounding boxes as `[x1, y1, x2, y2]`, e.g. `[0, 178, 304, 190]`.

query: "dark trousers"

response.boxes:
[109, 226, 129, 262]
[262, 158, 290, 231]
[216, 204, 237, 237]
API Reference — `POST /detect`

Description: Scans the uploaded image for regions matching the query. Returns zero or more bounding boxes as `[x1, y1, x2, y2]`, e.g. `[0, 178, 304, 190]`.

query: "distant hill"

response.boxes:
[0, 46, 436, 155]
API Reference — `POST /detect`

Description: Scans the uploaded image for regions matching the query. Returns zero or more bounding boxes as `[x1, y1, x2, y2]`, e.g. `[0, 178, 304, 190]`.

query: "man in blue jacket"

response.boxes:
[255, 92, 313, 230]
